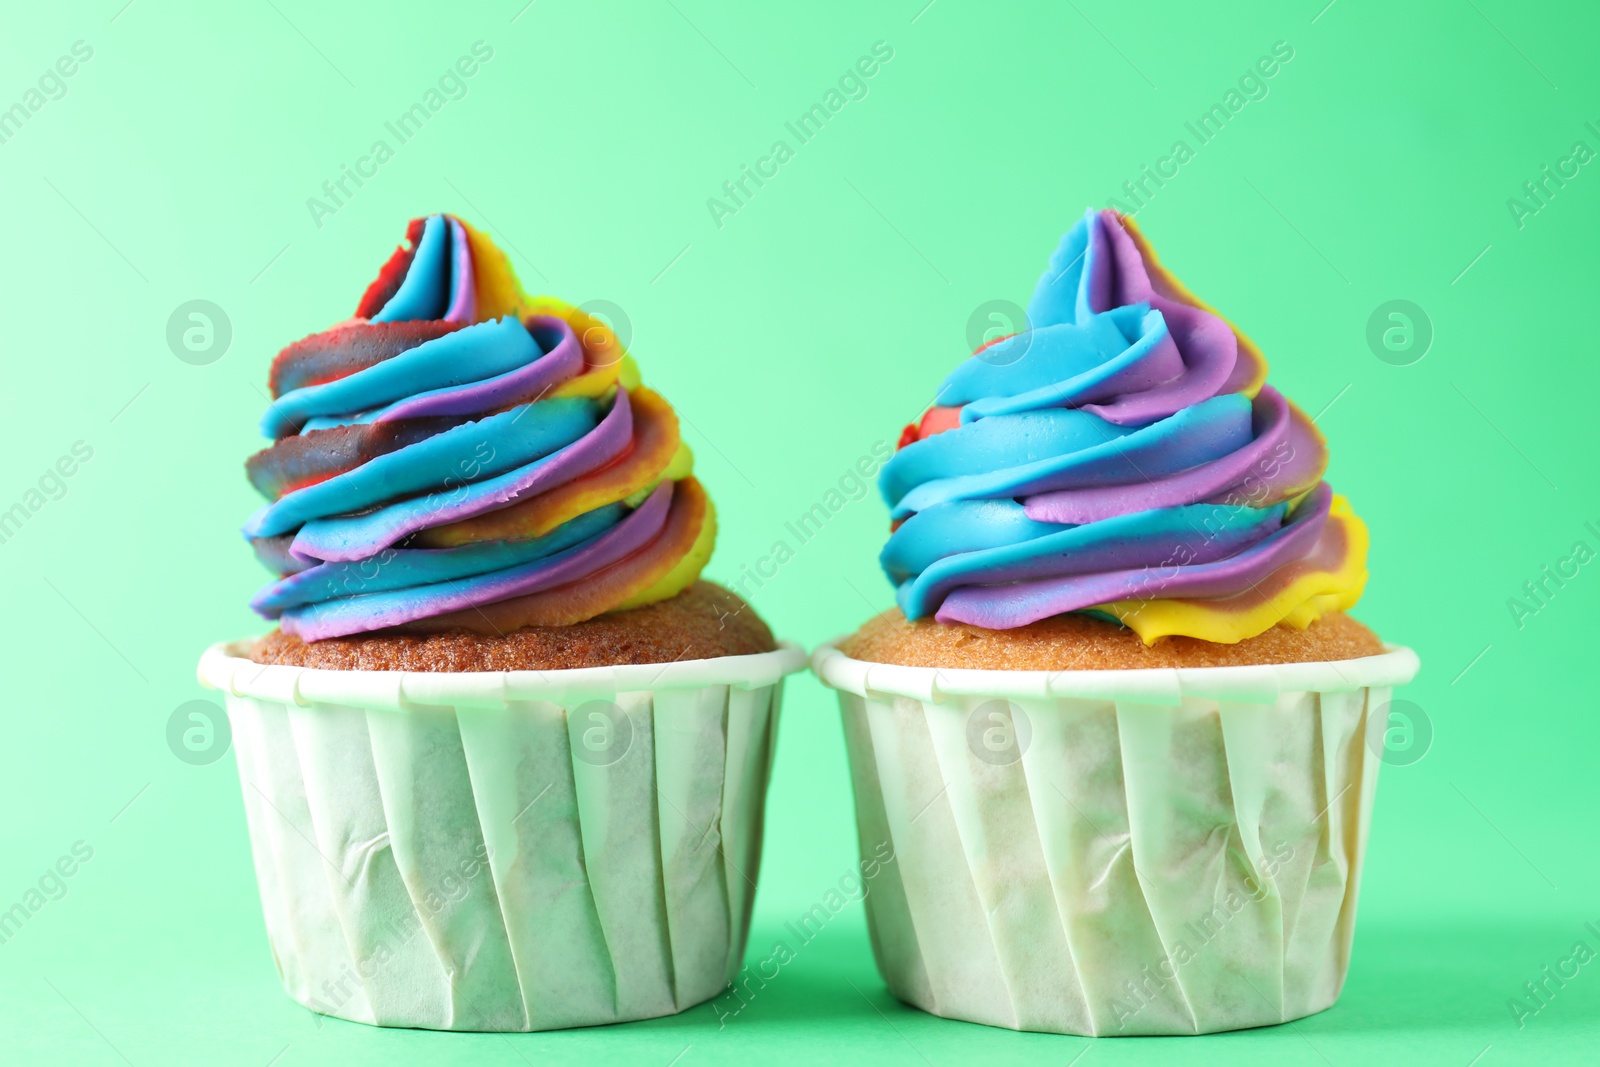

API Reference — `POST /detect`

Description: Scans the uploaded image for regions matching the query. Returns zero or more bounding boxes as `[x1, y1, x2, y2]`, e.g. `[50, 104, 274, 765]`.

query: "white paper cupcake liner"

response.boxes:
[198, 640, 806, 1032]
[812, 641, 1420, 1037]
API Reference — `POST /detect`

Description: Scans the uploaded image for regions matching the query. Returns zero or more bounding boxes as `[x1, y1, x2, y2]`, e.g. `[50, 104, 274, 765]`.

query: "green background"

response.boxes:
[2, 0, 1597, 1062]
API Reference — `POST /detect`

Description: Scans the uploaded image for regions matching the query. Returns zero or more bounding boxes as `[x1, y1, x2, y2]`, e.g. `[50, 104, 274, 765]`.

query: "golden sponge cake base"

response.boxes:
[247, 581, 775, 672]
[839, 608, 1385, 671]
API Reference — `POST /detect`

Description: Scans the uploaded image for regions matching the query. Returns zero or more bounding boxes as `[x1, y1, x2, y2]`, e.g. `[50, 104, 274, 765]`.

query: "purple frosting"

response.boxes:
[289, 387, 635, 563]
[280, 483, 674, 640]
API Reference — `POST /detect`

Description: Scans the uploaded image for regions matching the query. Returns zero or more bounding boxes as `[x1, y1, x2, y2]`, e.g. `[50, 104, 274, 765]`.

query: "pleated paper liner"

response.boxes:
[812, 641, 1420, 1036]
[198, 640, 806, 1031]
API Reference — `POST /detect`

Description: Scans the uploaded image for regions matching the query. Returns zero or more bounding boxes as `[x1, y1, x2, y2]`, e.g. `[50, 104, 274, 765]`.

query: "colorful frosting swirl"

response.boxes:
[244, 214, 713, 641]
[881, 209, 1367, 644]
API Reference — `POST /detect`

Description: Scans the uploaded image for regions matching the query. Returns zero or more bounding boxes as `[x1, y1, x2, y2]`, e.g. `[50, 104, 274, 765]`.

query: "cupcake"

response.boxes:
[812, 209, 1419, 1036]
[199, 214, 804, 1031]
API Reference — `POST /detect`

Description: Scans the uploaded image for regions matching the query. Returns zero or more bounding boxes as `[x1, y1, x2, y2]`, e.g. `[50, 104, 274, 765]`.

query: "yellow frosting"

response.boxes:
[1095, 495, 1370, 644]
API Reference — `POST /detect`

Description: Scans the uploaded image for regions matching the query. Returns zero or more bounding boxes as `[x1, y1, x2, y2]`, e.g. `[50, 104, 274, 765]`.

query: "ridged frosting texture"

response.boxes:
[881, 209, 1367, 643]
[244, 213, 714, 640]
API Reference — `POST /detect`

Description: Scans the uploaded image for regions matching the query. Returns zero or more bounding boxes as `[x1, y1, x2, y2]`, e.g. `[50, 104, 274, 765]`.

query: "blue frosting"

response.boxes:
[260, 316, 538, 438]
[244, 398, 599, 540]
[371, 213, 450, 323]
[883, 392, 1254, 519]
[251, 503, 625, 617]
